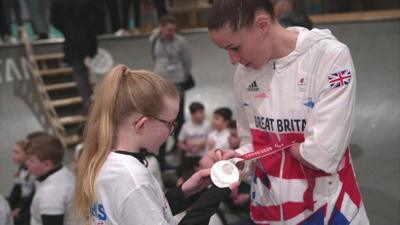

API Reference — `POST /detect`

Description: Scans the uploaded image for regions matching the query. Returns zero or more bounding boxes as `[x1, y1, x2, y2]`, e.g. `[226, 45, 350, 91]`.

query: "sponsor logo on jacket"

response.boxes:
[303, 97, 315, 109]
[297, 77, 307, 92]
[247, 81, 260, 92]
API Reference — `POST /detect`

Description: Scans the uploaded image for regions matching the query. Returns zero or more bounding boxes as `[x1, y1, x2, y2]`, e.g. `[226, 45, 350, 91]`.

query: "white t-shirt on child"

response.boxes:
[91, 152, 174, 225]
[30, 167, 75, 225]
[0, 194, 13, 225]
[178, 120, 211, 157]
[207, 129, 230, 150]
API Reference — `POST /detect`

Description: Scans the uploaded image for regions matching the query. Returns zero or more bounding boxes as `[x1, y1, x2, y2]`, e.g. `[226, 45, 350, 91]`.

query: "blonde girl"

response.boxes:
[74, 65, 218, 225]
[9, 139, 35, 225]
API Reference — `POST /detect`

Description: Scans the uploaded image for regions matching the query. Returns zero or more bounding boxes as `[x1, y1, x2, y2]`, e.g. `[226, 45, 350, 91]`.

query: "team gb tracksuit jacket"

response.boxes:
[234, 27, 369, 225]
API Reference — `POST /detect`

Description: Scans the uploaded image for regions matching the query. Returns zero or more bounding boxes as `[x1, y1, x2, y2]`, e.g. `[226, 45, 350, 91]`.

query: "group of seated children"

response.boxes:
[2, 132, 74, 225]
[174, 102, 252, 225]
[1, 102, 246, 225]
[177, 102, 233, 174]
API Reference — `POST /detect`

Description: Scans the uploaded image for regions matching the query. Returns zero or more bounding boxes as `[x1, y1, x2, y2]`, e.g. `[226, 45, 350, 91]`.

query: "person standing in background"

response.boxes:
[50, 0, 98, 114]
[117, 0, 141, 35]
[26, 0, 50, 39]
[274, 0, 313, 29]
[152, 0, 167, 19]
[92, 0, 121, 35]
[0, 0, 24, 43]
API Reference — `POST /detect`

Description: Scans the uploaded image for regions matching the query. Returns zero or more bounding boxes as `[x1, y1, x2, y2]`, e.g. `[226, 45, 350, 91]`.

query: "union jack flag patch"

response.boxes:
[328, 69, 352, 88]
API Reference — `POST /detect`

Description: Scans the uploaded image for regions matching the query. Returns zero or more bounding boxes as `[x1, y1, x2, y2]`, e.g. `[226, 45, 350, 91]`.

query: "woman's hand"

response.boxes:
[181, 169, 211, 198]
[199, 149, 242, 169]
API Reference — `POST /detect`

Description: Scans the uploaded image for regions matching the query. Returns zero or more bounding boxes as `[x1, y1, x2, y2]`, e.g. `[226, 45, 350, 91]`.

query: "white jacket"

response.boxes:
[234, 27, 369, 225]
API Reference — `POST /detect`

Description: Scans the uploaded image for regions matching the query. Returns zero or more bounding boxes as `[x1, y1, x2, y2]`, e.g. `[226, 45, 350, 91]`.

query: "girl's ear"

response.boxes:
[134, 116, 149, 134]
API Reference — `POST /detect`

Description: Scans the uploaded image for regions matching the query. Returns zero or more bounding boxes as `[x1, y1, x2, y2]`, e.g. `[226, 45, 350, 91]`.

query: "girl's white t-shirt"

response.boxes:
[91, 152, 174, 225]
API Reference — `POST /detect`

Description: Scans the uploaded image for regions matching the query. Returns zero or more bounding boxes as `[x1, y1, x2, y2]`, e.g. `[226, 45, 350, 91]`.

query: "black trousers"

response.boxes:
[93, 0, 120, 34]
[121, 0, 141, 29]
[70, 59, 92, 112]
[152, 0, 167, 19]
[0, 0, 22, 36]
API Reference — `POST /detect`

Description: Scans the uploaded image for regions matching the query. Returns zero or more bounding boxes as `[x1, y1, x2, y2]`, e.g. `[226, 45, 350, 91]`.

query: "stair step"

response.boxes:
[59, 115, 86, 125]
[34, 53, 64, 61]
[40, 67, 73, 76]
[48, 97, 82, 108]
[65, 134, 81, 145]
[44, 82, 77, 91]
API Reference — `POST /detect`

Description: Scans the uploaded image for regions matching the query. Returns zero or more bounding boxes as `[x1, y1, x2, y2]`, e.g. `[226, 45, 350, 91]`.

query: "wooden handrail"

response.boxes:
[310, 9, 400, 24]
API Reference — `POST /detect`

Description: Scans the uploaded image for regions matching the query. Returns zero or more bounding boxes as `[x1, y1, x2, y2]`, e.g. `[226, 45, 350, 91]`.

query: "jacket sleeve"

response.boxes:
[178, 186, 231, 225]
[300, 45, 356, 174]
[233, 69, 255, 180]
[234, 69, 254, 155]
[165, 186, 202, 215]
[42, 214, 64, 225]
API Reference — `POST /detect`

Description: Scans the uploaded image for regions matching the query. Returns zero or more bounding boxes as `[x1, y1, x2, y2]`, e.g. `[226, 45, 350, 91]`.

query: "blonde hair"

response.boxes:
[14, 139, 30, 178]
[74, 65, 179, 223]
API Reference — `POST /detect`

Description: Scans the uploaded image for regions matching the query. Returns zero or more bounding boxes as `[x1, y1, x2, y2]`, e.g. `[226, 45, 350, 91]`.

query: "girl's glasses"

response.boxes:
[135, 116, 176, 136]
[152, 117, 177, 136]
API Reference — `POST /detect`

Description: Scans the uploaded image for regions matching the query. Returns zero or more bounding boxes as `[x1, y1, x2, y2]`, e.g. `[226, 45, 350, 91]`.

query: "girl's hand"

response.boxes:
[198, 149, 241, 169]
[181, 169, 211, 197]
[11, 208, 21, 218]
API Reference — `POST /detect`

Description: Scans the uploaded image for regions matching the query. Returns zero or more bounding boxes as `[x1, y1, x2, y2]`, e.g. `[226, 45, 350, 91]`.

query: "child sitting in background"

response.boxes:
[207, 107, 232, 150]
[225, 121, 251, 215]
[26, 135, 75, 225]
[177, 102, 211, 174]
[228, 120, 241, 150]
[8, 139, 35, 225]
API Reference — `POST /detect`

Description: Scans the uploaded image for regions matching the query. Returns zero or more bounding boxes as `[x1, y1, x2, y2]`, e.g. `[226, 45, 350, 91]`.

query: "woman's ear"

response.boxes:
[254, 14, 272, 35]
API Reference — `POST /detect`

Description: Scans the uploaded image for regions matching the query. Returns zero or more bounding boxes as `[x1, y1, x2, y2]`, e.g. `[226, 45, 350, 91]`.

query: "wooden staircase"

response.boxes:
[20, 30, 96, 148]
[168, 0, 211, 28]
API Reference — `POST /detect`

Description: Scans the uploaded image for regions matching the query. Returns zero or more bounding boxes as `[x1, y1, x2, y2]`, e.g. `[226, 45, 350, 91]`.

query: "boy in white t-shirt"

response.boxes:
[26, 135, 75, 225]
[207, 107, 232, 151]
[177, 102, 211, 174]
